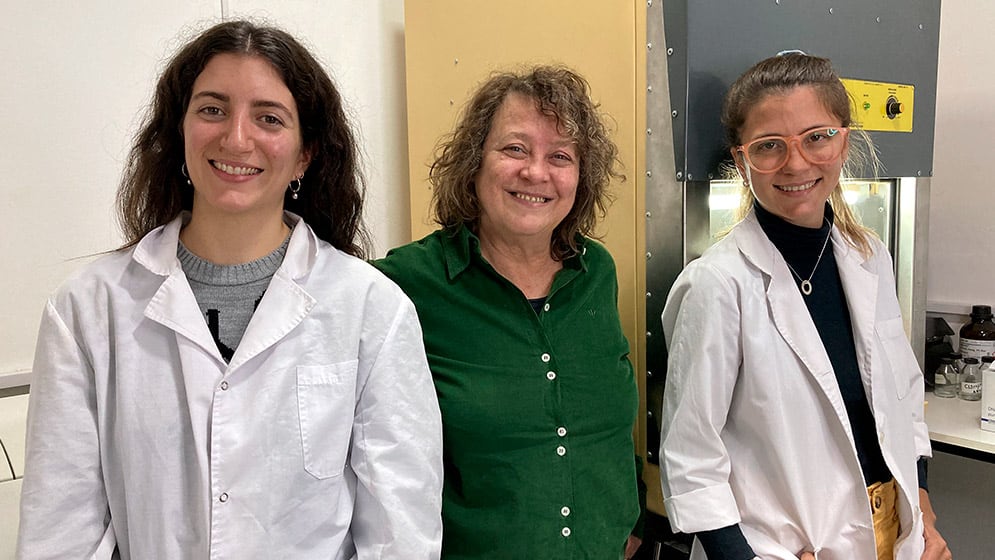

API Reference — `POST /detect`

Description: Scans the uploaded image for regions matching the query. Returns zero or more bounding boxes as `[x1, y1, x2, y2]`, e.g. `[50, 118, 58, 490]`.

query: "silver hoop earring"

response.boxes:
[289, 175, 303, 200]
[181, 163, 191, 186]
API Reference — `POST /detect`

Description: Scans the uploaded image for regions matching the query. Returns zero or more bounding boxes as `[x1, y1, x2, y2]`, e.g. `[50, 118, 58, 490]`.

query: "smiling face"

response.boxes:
[182, 53, 309, 223]
[734, 85, 847, 228]
[474, 93, 580, 249]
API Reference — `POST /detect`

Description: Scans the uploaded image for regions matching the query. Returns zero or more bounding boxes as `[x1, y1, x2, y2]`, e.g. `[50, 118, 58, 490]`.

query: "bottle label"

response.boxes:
[958, 338, 995, 359]
[961, 381, 982, 395]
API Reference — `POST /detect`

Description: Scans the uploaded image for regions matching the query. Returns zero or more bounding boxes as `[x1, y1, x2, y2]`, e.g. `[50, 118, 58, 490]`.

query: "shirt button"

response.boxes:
[561, 527, 571, 537]
[541, 353, 551, 363]
[556, 445, 567, 456]
[220, 381, 229, 391]
[556, 426, 567, 437]
[874, 495, 882, 509]
[561, 506, 571, 516]
[546, 371, 557, 381]
[543, 303, 551, 312]
[219, 492, 229, 503]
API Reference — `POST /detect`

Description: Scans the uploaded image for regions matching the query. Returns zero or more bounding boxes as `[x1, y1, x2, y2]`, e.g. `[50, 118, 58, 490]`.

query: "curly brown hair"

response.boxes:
[722, 53, 879, 257]
[117, 20, 370, 257]
[430, 65, 624, 261]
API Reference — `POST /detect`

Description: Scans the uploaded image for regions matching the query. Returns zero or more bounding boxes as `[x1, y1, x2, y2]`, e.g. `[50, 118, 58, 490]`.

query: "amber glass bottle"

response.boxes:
[959, 305, 995, 360]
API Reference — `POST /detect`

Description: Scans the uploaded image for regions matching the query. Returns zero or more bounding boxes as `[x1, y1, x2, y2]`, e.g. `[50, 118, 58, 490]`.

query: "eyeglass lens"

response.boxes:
[746, 128, 844, 172]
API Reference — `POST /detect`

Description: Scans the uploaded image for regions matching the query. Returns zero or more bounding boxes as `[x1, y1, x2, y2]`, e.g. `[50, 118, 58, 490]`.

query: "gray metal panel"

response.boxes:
[663, 0, 941, 179]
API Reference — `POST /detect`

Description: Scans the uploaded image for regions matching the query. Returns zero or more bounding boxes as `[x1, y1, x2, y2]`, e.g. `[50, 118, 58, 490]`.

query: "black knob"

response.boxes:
[886, 96, 903, 119]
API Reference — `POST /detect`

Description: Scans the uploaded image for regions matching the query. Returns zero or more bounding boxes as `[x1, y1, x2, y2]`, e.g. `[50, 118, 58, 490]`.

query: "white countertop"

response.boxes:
[924, 392, 995, 455]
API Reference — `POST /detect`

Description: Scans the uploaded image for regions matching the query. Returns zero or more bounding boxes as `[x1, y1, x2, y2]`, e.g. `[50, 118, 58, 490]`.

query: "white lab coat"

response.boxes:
[17, 213, 443, 560]
[660, 211, 930, 560]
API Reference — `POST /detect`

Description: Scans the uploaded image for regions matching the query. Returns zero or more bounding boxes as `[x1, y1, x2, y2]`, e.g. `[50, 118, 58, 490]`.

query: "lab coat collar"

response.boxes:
[133, 211, 319, 370]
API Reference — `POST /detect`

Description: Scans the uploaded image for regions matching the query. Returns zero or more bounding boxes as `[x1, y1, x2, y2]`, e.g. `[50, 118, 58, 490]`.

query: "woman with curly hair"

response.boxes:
[375, 65, 640, 559]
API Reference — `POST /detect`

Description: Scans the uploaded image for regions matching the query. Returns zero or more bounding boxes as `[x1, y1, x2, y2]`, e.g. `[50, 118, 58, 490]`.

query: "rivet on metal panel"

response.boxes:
[917, 170, 922, 176]
[776, 0, 780, 4]
[647, 409, 654, 417]
[449, 100, 454, 106]
[667, 47, 674, 56]
[647, 128, 653, 135]
[687, 173, 694, 181]
[708, 173, 714, 179]
[645, 211, 652, 218]
[647, 0, 652, 7]
[646, 252, 653, 260]
[876, 16, 881, 23]
[829, 8, 834, 15]
[646, 170, 653, 177]
[647, 85, 653, 93]
[919, 24, 924, 30]
[646, 332, 652, 339]
[454, 58, 459, 65]
[676, 171, 684, 180]
[647, 370, 653, 378]
[647, 42, 653, 50]
[671, 110, 678, 118]
[646, 291, 652, 298]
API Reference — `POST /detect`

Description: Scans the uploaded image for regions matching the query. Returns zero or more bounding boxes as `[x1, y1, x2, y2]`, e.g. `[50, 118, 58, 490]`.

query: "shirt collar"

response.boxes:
[440, 223, 588, 281]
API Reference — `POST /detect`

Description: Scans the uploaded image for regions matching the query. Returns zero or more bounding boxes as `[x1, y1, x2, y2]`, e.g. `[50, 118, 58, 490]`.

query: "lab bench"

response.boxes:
[923, 392, 995, 559]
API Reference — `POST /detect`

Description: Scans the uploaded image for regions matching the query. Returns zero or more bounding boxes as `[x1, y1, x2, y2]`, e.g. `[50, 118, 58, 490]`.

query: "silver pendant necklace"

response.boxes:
[785, 218, 832, 296]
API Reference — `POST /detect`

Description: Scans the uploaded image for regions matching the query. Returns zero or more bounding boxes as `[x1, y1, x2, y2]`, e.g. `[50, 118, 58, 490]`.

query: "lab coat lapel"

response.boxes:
[833, 230, 878, 399]
[227, 217, 318, 371]
[736, 216, 848, 420]
[135, 216, 227, 363]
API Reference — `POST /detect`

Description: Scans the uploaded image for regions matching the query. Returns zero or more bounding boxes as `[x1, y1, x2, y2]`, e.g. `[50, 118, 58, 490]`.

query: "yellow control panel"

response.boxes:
[842, 78, 915, 133]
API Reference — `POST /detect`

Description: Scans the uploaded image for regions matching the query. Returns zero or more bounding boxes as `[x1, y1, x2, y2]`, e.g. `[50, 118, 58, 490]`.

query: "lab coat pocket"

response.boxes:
[876, 317, 920, 400]
[297, 361, 359, 479]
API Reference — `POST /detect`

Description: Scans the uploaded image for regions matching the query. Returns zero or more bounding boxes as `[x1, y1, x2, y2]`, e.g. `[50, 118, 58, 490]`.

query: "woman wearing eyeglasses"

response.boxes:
[659, 54, 950, 560]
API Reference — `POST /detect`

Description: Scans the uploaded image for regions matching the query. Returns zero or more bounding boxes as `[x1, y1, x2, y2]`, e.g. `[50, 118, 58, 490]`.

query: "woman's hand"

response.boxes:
[920, 489, 952, 560]
[799, 552, 815, 560]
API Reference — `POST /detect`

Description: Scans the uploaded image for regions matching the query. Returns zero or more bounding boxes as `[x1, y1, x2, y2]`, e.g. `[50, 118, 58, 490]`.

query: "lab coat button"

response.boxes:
[220, 381, 229, 391]
[546, 371, 557, 380]
[556, 445, 566, 456]
[541, 353, 551, 363]
[561, 527, 571, 537]
[556, 426, 567, 437]
[219, 492, 229, 503]
[561, 506, 571, 516]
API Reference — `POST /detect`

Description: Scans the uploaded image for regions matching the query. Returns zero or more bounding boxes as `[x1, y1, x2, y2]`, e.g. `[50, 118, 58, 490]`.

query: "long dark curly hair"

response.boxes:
[117, 20, 370, 257]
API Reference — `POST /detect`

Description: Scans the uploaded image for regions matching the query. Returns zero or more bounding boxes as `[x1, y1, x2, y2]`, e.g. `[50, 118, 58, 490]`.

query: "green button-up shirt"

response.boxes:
[374, 225, 639, 559]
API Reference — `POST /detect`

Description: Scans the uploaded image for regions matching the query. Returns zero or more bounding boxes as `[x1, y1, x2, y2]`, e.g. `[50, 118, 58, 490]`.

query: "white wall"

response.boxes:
[928, 1, 995, 320]
[0, 1, 408, 382]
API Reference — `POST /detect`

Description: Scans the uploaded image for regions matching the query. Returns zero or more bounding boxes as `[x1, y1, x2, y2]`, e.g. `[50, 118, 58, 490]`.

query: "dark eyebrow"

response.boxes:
[190, 91, 294, 117]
